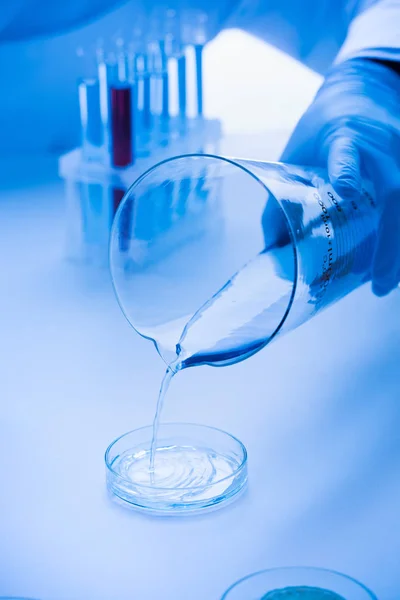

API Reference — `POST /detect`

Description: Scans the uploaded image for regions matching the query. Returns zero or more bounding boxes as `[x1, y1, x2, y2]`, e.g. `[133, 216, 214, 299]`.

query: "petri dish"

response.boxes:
[221, 567, 377, 599]
[105, 422, 247, 515]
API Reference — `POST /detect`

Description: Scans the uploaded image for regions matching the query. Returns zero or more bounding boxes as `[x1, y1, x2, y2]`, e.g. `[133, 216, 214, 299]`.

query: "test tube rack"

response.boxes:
[59, 117, 222, 267]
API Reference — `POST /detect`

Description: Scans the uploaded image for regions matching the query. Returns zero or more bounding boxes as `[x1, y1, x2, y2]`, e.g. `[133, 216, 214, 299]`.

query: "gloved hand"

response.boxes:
[281, 58, 400, 296]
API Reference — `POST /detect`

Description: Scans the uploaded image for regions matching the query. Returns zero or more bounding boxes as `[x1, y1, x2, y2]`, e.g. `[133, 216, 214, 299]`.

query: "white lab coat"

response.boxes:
[226, 0, 400, 69]
[0, 0, 398, 154]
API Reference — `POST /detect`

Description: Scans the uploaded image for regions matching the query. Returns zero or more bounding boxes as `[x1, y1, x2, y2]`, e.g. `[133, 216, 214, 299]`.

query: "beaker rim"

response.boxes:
[220, 566, 378, 599]
[105, 421, 248, 492]
[109, 153, 299, 367]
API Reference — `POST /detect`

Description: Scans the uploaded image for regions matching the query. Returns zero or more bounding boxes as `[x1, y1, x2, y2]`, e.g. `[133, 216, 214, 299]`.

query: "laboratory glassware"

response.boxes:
[105, 422, 247, 514]
[221, 567, 377, 599]
[77, 47, 104, 162]
[108, 38, 135, 168]
[109, 154, 378, 370]
[110, 82, 134, 167]
[180, 10, 207, 118]
[78, 78, 103, 161]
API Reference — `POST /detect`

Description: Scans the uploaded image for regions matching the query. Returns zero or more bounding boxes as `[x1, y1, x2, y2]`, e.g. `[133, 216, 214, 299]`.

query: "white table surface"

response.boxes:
[1, 32, 400, 599]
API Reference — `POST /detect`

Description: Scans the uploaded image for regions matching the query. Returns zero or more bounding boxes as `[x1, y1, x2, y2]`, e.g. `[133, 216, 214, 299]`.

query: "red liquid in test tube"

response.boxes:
[110, 85, 134, 167]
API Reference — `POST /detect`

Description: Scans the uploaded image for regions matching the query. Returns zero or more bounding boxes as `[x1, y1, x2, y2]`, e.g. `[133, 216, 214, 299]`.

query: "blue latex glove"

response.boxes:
[282, 58, 400, 296]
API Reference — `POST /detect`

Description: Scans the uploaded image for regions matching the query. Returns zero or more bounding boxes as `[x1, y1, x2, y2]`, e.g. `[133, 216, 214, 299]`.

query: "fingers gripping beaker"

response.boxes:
[110, 154, 378, 369]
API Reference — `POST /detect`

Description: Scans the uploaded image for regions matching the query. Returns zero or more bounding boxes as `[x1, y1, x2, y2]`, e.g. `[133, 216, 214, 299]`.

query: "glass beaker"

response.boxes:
[221, 567, 377, 599]
[110, 154, 378, 370]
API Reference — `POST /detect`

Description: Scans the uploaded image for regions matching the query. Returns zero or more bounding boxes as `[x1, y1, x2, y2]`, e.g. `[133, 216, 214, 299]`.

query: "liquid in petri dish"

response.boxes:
[115, 440, 241, 503]
[149, 364, 176, 478]
[262, 588, 346, 599]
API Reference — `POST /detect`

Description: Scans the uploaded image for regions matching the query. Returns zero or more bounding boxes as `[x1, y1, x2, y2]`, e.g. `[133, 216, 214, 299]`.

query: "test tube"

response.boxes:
[134, 54, 144, 113]
[177, 53, 187, 119]
[163, 10, 185, 138]
[109, 40, 135, 168]
[159, 40, 170, 123]
[116, 36, 127, 82]
[184, 10, 207, 118]
[149, 42, 162, 118]
[162, 70, 169, 123]
[77, 47, 103, 161]
[149, 40, 171, 146]
[142, 54, 152, 131]
[78, 78, 103, 161]
[132, 54, 148, 156]
[194, 44, 203, 116]
[97, 48, 119, 161]
[110, 83, 133, 167]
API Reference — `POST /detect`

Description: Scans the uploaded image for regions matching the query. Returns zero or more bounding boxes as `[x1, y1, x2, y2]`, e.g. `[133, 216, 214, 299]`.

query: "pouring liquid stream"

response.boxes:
[149, 364, 178, 482]
[146, 355, 240, 495]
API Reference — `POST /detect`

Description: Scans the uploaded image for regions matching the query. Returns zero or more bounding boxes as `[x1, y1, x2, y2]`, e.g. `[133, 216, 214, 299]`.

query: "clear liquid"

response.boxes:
[262, 589, 345, 599]
[176, 247, 294, 368]
[115, 443, 241, 504]
[149, 364, 177, 480]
